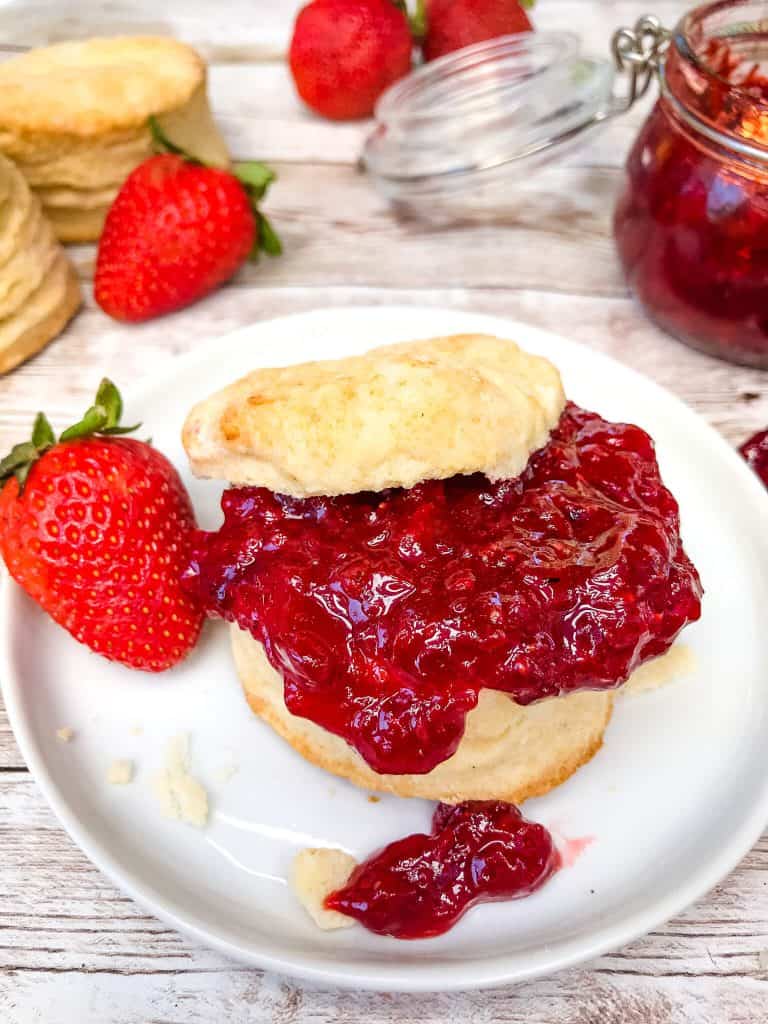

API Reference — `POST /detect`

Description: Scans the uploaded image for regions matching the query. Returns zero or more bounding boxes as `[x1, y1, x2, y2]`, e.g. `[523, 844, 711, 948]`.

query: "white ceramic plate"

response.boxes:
[3, 307, 768, 992]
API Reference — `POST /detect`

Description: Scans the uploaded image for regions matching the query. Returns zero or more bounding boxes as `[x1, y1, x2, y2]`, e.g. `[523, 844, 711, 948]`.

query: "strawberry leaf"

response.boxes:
[14, 463, 32, 491]
[0, 379, 141, 497]
[0, 442, 38, 482]
[100, 424, 141, 436]
[234, 162, 276, 201]
[95, 378, 123, 428]
[519, 0, 535, 8]
[31, 412, 55, 449]
[256, 212, 283, 257]
[59, 406, 108, 442]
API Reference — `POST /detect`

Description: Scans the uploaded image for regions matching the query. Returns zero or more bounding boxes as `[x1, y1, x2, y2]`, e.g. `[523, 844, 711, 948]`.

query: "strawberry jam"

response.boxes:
[325, 800, 558, 939]
[184, 403, 702, 775]
[615, 9, 768, 367]
[740, 429, 768, 488]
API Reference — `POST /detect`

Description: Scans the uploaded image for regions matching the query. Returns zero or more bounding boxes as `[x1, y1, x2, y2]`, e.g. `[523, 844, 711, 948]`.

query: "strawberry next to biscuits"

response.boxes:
[0, 379, 203, 671]
[94, 121, 282, 323]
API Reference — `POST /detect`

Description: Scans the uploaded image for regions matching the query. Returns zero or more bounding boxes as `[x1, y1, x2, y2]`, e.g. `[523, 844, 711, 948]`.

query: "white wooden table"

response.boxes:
[2, 2, 768, 1020]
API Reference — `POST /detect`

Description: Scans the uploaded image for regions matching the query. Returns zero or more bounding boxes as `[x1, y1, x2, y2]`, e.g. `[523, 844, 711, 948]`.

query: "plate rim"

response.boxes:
[3, 304, 768, 992]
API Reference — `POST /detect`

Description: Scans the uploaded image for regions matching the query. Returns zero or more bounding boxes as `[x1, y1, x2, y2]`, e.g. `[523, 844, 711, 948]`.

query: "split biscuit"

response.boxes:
[183, 334, 567, 497]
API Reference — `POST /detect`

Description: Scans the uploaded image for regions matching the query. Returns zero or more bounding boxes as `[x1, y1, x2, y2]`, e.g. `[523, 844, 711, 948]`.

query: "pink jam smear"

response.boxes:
[325, 800, 559, 939]
[184, 403, 702, 776]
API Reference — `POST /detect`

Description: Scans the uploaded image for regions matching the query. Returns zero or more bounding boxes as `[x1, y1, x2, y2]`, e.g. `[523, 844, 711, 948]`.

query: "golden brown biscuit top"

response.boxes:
[182, 333, 566, 497]
[0, 36, 205, 136]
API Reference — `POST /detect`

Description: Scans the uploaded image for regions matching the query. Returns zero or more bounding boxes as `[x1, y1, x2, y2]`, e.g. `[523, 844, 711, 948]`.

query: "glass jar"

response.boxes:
[614, 0, 768, 367]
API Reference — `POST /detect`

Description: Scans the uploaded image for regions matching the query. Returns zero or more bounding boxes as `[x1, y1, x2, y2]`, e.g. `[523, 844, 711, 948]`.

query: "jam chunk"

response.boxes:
[184, 404, 702, 775]
[325, 800, 559, 939]
[740, 429, 768, 488]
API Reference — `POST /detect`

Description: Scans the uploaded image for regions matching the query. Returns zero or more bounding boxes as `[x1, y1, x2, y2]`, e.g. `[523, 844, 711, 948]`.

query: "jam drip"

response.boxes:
[740, 429, 768, 488]
[325, 800, 559, 940]
[184, 404, 702, 775]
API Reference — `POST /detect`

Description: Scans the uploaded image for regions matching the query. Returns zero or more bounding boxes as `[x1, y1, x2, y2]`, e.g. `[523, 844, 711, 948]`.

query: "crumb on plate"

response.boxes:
[293, 848, 358, 930]
[107, 759, 134, 785]
[152, 733, 208, 827]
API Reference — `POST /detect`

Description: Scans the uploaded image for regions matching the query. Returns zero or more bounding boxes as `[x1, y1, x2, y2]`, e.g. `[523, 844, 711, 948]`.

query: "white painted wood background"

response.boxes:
[1, 1, 768, 1021]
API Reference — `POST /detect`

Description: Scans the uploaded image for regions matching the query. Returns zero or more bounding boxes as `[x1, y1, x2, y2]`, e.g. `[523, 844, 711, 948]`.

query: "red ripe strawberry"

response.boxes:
[0, 380, 203, 672]
[289, 0, 413, 120]
[95, 122, 281, 323]
[420, 0, 533, 62]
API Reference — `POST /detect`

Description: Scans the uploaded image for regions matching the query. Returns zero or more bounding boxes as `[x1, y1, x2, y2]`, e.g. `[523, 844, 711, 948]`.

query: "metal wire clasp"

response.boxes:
[610, 15, 671, 113]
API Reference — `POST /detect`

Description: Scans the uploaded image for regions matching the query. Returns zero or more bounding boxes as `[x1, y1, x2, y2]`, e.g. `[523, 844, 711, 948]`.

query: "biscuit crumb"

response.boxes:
[108, 759, 133, 785]
[214, 760, 239, 784]
[293, 848, 358, 930]
[56, 727, 74, 743]
[152, 734, 208, 827]
[368, 795, 380, 804]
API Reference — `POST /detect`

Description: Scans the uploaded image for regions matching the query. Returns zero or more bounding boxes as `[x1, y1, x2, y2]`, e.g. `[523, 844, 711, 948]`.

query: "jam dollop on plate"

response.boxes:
[185, 403, 702, 775]
[325, 800, 559, 940]
[740, 428, 768, 489]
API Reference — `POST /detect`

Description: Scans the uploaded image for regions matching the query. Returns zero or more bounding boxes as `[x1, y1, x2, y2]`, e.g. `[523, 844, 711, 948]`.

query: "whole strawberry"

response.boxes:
[0, 380, 203, 672]
[95, 123, 281, 323]
[290, 0, 413, 120]
[420, 0, 533, 62]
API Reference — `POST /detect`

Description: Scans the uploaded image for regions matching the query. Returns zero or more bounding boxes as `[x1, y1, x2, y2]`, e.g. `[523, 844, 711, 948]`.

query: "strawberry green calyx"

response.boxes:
[231, 162, 283, 258]
[0, 379, 139, 493]
[410, 0, 427, 39]
[148, 117, 282, 260]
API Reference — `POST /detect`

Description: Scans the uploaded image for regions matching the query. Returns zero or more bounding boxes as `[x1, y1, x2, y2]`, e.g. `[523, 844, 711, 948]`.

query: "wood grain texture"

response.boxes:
[3, 0, 768, 1020]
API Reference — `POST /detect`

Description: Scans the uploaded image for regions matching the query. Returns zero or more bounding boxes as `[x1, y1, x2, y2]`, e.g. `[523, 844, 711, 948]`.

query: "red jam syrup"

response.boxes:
[325, 800, 559, 939]
[740, 428, 768, 487]
[184, 404, 702, 776]
[614, 38, 768, 367]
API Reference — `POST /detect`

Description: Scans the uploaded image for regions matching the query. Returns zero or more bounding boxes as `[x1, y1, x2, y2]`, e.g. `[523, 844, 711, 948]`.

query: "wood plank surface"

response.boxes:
[3, 0, 768, 1020]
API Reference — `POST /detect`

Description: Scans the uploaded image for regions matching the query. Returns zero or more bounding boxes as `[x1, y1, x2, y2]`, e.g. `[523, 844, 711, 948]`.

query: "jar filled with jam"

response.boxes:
[364, 2, 768, 365]
[615, 0, 768, 367]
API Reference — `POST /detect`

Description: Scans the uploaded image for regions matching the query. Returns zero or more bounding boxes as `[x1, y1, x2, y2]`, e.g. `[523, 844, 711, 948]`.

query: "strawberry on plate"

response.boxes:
[94, 121, 282, 323]
[289, 0, 414, 120]
[419, 0, 534, 62]
[0, 379, 203, 672]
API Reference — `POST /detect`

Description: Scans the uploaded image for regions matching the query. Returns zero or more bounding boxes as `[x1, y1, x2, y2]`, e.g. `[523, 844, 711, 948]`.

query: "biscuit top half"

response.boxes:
[182, 334, 566, 498]
[0, 36, 205, 137]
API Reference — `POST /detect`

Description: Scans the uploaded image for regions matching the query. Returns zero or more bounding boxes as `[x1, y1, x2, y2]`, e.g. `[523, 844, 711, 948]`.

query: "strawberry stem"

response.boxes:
[0, 380, 140, 493]
[148, 116, 201, 164]
[410, 0, 427, 39]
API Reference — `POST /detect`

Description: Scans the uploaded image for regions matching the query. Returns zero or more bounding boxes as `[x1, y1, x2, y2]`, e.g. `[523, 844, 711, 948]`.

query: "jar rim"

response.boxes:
[677, 0, 768, 113]
[665, 0, 768, 157]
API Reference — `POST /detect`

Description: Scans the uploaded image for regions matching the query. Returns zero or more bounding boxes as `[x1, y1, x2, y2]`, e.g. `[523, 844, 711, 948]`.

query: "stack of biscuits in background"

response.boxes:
[0, 35, 229, 373]
[0, 153, 80, 375]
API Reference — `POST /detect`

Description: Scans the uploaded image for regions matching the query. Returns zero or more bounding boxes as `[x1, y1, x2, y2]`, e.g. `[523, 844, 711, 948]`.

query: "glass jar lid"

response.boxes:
[362, 32, 615, 204]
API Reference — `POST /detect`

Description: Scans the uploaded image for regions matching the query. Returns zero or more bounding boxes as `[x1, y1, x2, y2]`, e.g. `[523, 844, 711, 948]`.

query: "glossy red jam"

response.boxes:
[184, 403, 702, 775]
[740, 428, 768, 487]
[325, 800, 559, 939]
[615, 24, 768, 367]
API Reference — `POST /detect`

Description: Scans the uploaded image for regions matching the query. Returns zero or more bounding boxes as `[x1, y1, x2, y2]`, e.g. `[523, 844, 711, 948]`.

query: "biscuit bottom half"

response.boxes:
[230, 624, 614, 804]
